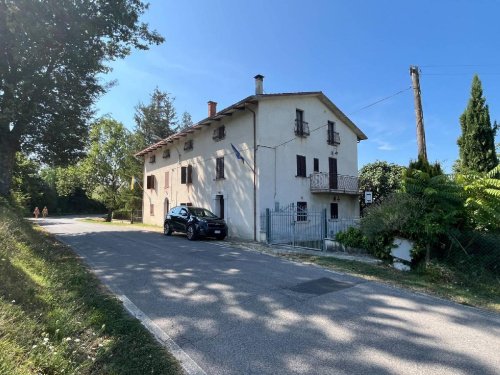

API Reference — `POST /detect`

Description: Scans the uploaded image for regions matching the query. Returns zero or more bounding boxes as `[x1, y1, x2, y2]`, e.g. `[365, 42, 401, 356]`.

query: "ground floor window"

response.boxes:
[297, 201, 307, 221]
[330, 203, 338, 219]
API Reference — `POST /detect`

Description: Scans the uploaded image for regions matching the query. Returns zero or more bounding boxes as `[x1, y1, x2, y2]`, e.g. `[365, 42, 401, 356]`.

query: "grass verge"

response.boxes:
[280, 253, 500, 312]
[0, 200, 182, 375]
[79, 218, 162, 232]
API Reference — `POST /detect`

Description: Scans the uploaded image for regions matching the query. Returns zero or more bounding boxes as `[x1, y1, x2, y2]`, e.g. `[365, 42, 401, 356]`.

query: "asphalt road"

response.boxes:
[38, 217, 500, 375]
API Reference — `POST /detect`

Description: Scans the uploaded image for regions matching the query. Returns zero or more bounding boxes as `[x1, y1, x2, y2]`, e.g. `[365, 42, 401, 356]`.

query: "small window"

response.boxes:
[314, 158, 319, 172]
[149, 155, 156, 163]
[184, 139, 193, 151]
[212, 126, 226, 141]
[295, 109, 309, 137]
[150, 204, 154, 216]
[164, 171, 169, 189]
[146, 175, 155, 189]
[216, 157, 225, 180]
[181, 165, 193, 184]
[330, 203, 338, 219]
[327, 121, 340, 145]
[297, 201, 307, 222]
[162, 149, 170, 159]
[296, 155, 307, 177]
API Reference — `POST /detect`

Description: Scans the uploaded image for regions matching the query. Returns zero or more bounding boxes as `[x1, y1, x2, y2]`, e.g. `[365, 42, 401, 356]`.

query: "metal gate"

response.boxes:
[262, 204, 327, 250]
[261, 204, 359, 251]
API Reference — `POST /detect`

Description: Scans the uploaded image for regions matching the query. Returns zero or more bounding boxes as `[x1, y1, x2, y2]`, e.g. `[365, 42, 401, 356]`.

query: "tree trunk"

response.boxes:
[425, 243, 431, 266]
[0, 135, 17, 197]
[106, 209, 112, 222]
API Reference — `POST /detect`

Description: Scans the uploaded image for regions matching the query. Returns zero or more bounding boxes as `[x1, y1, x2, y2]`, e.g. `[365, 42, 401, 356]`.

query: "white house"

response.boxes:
[135, 75, 367, 241]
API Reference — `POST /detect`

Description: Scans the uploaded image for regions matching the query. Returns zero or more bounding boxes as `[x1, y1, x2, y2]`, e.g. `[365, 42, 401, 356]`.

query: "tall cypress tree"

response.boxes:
[457, 75, 498, 173]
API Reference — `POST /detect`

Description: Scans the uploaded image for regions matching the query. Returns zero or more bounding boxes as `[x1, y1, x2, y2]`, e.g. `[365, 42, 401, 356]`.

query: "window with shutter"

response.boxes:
[187, 164, 193, 184]
[296, 155, 306, 177]
[212, 126, 226, 141]
[314, 158, 319, 172]
[146, 175, 155, 189]
[181, 167, 186, 184]
[184, 139, 193, 151]
[149, 155, 156, 163]
[162, 149, 170, 159]
[216, 157, 224, 179]
[164, 171, 169, 189]
[327, 121, 340, 145]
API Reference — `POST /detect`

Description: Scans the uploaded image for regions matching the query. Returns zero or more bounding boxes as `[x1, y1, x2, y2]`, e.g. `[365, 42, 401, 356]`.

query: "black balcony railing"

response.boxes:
[327, 130, 340, 145]
[295, 119, 310, 137]
[310, 172, 359, 194]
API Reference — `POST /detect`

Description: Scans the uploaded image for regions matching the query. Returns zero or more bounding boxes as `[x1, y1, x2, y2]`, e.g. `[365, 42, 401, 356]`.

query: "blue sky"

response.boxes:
[96, 0, 500, 172]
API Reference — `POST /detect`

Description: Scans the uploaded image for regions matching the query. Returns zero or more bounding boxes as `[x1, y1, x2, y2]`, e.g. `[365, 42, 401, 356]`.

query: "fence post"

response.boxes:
[322, 208, 327, 251]
[266, 208, 271, 243]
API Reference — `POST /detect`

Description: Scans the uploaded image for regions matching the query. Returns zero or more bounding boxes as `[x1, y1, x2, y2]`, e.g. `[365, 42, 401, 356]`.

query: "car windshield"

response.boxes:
[188, 208, 218, 218]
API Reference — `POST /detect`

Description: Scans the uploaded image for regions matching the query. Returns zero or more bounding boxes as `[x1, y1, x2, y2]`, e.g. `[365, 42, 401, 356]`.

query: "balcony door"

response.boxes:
[329, 157, 338, 190]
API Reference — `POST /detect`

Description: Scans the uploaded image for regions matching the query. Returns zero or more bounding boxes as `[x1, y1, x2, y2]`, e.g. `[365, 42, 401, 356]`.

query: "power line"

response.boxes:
[272, 86, 412, 149]
[347, 86, 412, 115]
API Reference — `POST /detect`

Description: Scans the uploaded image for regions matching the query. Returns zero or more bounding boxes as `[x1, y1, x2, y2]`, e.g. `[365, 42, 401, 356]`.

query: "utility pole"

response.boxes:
[410, 65, 428, 162]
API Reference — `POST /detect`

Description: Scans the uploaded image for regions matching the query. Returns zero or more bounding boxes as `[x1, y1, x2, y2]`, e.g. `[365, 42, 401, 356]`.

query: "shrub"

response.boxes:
[335, 227, 365, 248]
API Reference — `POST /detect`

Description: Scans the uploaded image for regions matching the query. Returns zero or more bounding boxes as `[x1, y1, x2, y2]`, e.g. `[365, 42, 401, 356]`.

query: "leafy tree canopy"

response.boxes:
[358, 160, 405, 212]
[457, 75, 498, 173]
[0, 0, 164, 196]
[81, 117, 136, 221]
[134, 88, 178, 148]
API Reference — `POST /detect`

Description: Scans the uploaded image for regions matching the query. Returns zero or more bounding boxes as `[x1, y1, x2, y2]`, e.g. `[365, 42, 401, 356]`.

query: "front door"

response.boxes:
[329, 157, 338, 190]
[215, 195, 224, 219]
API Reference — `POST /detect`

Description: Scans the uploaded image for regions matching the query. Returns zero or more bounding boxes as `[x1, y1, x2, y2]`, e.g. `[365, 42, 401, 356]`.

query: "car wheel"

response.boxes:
[215, 235, 226, 241]
[186, 225, 197, 241]
[164, 222, 172, 236]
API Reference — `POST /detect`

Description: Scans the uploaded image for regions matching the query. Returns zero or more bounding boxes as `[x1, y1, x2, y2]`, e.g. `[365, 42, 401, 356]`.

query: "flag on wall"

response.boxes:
[231, 143, 245, 163]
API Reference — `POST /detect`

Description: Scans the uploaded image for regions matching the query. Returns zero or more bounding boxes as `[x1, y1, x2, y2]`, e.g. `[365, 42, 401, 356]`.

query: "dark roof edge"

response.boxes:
[134, 92, 367, 156]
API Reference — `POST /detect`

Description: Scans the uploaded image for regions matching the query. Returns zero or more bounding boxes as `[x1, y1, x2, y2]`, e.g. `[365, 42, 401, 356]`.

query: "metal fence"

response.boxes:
[261, 204, 359, 251]
[131, 209, 143, 223]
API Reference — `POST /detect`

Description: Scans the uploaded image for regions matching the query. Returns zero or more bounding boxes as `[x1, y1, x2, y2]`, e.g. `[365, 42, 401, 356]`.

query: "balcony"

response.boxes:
[327, 130, 340, 145]
[310, 172, 359, 194]
[295, 119, 310, 137]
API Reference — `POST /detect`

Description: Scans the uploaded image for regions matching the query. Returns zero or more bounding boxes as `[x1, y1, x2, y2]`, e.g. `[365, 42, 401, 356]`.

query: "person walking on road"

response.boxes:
[42, 206, 48, 218]
[33, 207, 40, 219]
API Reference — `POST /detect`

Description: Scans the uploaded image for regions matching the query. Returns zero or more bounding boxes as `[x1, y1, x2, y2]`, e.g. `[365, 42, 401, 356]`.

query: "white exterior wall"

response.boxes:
[141, 94, 363, 241]
[255, 96, 360, 237]
[142, 110, 255, 239]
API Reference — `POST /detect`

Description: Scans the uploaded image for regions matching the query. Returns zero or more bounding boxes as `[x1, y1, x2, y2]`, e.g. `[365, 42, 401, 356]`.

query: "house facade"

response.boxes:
[136, 75, 367, 241]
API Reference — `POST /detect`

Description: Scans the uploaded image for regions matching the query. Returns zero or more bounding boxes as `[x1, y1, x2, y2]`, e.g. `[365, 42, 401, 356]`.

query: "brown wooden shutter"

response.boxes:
[181, 167, 186, 184]
[187, 165, 193, 184]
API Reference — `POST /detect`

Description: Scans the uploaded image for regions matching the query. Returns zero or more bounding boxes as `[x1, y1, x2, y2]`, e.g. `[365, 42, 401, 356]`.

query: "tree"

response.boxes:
[134, 88, 178, 148]
[456, 164, 500, 232]
[358, 161, 405, 213]
[456, 75, 498, 173]
[180, 111, 193, 131]
[81, 118, 134, 221]
[0, 0, 164, 196]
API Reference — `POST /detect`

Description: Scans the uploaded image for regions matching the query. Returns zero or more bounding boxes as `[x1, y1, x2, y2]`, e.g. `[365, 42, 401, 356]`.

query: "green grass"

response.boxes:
[79, 218, 162, 232]
[281, 253, 500, 312]
[0, 200, 182, 375]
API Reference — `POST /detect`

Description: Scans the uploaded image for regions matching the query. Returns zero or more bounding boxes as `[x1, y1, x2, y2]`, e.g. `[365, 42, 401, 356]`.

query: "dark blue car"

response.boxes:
[164, 206, 228, 241]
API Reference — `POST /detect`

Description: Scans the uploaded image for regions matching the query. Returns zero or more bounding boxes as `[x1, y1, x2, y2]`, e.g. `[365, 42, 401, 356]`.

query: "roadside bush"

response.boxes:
[112, 209, 131, 220]
[336, 227, 366, 248]
[336, 226, 393, 261]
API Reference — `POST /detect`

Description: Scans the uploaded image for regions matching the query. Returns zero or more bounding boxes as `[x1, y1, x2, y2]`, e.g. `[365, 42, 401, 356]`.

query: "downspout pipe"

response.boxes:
[246, 105, 257, 241]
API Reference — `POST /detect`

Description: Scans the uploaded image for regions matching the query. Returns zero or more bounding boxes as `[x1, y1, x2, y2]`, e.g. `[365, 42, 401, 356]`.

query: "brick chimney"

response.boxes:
[208, 101, 217, 117]
[254, 74, 264, 95]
